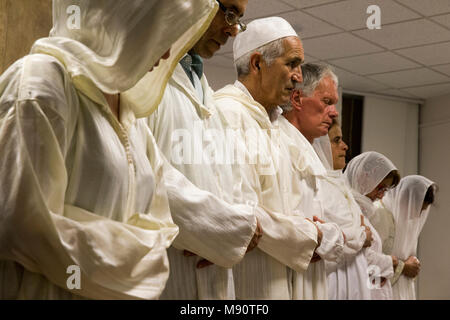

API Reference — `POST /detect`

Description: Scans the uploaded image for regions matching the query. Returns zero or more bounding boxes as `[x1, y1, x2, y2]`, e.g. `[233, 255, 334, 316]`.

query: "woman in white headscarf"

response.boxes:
[312, 122, 372, 300]
[381, 175, 437, 300]
[0, 0, 218, 299]
[344, 151, 401, 299]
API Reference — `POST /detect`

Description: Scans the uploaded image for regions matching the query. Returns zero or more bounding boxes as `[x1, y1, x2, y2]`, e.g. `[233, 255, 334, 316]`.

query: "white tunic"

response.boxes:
[144, 65, 256, 299]
[214, 83, 342, 299]
[0, 54, 180, 299]
[277, 116, 345, 300]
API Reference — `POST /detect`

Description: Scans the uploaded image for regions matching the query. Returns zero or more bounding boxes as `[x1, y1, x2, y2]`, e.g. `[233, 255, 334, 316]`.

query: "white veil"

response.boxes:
[32, 0, 218, 117]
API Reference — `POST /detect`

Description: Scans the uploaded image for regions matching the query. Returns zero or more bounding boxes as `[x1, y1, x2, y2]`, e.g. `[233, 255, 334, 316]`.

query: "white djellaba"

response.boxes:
[382, 175, 437, 300]
[344, 151, 397, 300]
[122, 38, 257, 300]
[0, 0, 220, 299]
[312, 135, 371, 300]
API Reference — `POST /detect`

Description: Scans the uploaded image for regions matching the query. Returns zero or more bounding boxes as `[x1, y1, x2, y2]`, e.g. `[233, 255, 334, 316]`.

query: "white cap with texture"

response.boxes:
[233, 17, 298, 62]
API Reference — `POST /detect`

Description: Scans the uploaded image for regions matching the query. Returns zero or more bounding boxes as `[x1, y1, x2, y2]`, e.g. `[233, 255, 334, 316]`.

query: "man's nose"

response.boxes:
[292, 68, 303, 84]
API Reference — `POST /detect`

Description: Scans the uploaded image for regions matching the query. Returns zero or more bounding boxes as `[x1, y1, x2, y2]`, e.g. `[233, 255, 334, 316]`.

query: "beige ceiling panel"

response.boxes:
[395, 41, 450, 66]
[396, 0, 450, 17]
[329, 51, 420, 75]
[354, 19, 450, 49]
[302, 32, 383, 59]
[368, 68, 450, 88]
[280, 10, 341, 38]
[304, 0, 420, 31]
[402, 83, 450, 99]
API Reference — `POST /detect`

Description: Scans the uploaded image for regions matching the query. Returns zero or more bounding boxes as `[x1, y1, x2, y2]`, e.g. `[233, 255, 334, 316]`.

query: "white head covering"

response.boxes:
[233, 17, 297, 62]
[344, 151, 397, 218]
[31, 0, 217, 117]
[383, 175, 436, 259]
[313, 135, 334, 171]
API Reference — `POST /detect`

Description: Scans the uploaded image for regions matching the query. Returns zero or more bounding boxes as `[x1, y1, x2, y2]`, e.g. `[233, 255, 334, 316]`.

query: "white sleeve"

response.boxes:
[144, 125, 257, 268]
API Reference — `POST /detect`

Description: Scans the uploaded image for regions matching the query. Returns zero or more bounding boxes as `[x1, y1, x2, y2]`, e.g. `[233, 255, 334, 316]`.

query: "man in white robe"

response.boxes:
[281, 63, 372, 299]
[0, 0, 255, 300]
[123, 0, 260, 300]
[213, 17, 344, 299]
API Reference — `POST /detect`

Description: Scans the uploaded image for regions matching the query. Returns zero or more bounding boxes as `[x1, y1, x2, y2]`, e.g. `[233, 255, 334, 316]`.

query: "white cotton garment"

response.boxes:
[0, 0, 218, 299]
[213, 83, 329, 300]
[36, 0, 218, 116]
[345, 152, 398, 300]
[278, 117, 345, 300]
[371, 200, 396, 255]
[312, 136, 371, 300]
[125, 64, 257, 299]
[382, 175, 436, 300]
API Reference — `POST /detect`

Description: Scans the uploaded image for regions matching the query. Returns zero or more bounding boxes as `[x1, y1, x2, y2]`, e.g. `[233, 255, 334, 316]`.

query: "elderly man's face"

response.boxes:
[193, 0, 248, 59]
[259, 36, 304, 108]
[292, 76, 339, 142]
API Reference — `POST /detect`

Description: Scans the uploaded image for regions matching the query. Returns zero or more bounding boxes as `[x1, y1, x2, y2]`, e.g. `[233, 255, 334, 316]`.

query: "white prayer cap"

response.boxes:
[233, 17, 298, 62]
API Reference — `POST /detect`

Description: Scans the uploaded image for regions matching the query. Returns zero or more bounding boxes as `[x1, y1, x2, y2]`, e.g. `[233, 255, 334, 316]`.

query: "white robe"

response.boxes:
[144, 65, 256, 299]
[214, 83, 342, 299]
[0, 54, 181, 299]
[315, 170, 370, 300]
[277, 116, 344, 300]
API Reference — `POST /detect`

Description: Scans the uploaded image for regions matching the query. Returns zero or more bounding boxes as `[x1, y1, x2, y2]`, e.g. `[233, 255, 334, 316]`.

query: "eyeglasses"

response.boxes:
[217, 0, 247, 32]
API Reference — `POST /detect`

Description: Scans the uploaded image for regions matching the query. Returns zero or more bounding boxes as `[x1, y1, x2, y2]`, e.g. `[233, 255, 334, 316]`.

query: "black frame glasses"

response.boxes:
[216, 0, 247, 32]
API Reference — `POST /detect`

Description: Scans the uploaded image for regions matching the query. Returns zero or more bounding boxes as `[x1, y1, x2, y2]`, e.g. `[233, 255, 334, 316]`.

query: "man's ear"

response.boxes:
[291, 89, 303, 111]
[249, 52, 262, 74]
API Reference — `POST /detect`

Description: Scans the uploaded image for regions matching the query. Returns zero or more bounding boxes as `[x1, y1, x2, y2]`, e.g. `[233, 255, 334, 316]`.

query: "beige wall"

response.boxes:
[0, 0, 52, 74]
[362, 96, 419, 177]
[418, 93, 450, 299]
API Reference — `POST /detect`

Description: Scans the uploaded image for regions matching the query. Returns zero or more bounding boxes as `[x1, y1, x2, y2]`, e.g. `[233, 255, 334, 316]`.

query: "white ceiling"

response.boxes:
[204, 0, 450, 100]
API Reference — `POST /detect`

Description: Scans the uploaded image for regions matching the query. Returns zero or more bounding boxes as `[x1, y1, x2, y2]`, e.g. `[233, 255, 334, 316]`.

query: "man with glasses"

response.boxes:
[124, 0, 262, 300]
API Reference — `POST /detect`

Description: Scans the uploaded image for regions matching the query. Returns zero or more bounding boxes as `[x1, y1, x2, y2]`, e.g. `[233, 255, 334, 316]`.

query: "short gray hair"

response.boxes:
[281, 63, 338, 112]
[298, 63, 338, 96]
[234, 38, 286, 77]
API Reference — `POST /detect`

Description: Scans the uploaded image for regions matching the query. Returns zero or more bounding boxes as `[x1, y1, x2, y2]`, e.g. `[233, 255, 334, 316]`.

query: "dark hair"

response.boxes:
[329, 118, 340, 132]
[386, 170, 401, 188]
[424, 185, 436, 206]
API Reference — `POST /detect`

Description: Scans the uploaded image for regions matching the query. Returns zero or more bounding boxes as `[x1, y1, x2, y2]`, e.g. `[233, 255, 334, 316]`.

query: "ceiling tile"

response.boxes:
[281, 0, 339, 9]
[431, 13, 450, 29]
[354, 19, 450, 49]
[243, 0, 293, 20]
[305, 54, 320, 62]
[302, 32, 383, 59]
[280, 10, 341, 38]
[396, 0, 450, 17]
[304, 0, 420, 31]
[368, 68, 450, 88]
[432, 64, 450, 77]
[329, 51, 420, 75]
[395, 41, 450, 66]
[402, 83, 450, 99]
[333, 67, 389, 92]
[373, 88, 422, 99]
